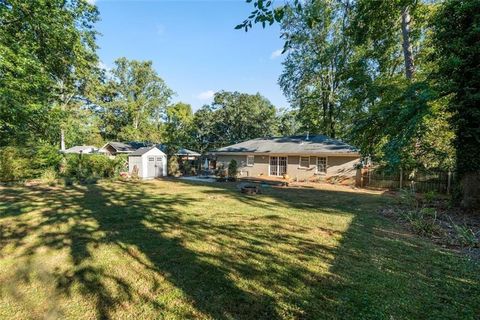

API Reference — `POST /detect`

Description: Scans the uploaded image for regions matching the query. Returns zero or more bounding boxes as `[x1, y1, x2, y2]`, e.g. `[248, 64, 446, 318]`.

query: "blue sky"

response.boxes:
[94, 0, 289, 111]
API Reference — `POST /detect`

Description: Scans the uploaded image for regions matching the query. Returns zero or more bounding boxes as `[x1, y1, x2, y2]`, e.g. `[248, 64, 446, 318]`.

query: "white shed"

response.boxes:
[128, 146, 167, 179]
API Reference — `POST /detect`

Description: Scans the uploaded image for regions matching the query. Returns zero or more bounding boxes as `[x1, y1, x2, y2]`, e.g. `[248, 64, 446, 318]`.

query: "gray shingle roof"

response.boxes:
[129, 146, 156, 156]
[64, 146, 97, 154]
[107, 141, 149, 152]
[212, 135, 359, 155]
[176, 148, 201, 157]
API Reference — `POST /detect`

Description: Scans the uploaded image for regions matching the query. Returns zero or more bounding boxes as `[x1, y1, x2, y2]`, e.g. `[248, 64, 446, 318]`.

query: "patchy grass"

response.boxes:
[0, 179, 478, 319]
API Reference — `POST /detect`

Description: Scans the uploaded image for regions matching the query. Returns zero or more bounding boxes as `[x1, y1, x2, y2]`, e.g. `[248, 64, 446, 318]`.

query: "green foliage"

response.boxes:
[279, 0, 351, 139]
[65, 154, 126, 182]
[275, 108, 300, 136]
[401, 206, 440, 237]
[0, 0, 99, 146]
[452, 224, 478, 248]
[0, 147, 29, 182]
[31, 143, 63, 175]
[164, 102, 193, 152]
[228, 160, 238, 180]
[240, 0, 455, 173]
[432, 0, 480, 208]
[40, 168, 58, 186]
[168, 156, 181, 177]
[95, 58, 174, 142]
[191, 91, 278, 153]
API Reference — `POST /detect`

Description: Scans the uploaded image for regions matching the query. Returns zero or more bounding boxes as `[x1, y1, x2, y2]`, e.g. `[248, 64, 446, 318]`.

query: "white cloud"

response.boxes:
[197, 90, 215, 100]
[86, 0, 96, 5]
[270, 49, 283, 59]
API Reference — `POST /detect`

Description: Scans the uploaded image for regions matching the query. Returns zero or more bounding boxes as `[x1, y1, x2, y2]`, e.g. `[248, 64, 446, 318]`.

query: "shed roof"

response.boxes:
[106, 141, 149, 153]
[212, 135, 359, 155]
[129, 146, 158, 156]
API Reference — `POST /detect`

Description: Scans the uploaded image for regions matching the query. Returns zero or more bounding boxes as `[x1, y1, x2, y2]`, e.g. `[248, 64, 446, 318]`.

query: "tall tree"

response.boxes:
[433, 0, 480, 209]
[163, 102, 194, 153]
[191, 91, 278, 152]
[279, 0, 352, 138]
[238, 0, 454, 171]
[0, 0, 99, 146]
[96, 58, 174, 142]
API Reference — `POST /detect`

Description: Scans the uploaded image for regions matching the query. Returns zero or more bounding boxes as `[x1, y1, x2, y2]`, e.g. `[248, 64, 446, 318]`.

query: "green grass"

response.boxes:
[0, 179, 478, 319]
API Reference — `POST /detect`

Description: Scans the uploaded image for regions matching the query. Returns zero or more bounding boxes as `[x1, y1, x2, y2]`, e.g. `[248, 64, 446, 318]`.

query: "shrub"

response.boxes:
[0, 147, 30, 182]
[31, 143, 62, 175]
[402, 207, 440, 236]
[398, 189, 420, 208]
[182, 161, 192, 176]
[453, 224, 478, 248]
[40, 168, 58, 186]
[423, 191, 439, 205]
[216, 163, 227, 182]
[168, 156, 181, 177]
[64, 154, 126, 181]
[228, 160, 238, 181]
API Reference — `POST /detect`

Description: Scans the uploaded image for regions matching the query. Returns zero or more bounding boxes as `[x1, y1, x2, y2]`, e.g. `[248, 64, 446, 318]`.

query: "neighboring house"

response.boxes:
[63, 145, 98, 154]
[99, 142, 148, 156]
[128, 146, 167, 179]
[176, 148, 201, 161]
[210, 135, 361, 182]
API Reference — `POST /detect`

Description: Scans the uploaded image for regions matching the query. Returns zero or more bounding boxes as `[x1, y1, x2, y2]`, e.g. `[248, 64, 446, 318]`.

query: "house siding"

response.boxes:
[215, 154, 360, 182]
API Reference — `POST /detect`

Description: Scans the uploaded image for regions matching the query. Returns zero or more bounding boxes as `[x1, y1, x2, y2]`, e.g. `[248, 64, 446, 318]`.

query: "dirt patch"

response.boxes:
[380, 200, 480, 260]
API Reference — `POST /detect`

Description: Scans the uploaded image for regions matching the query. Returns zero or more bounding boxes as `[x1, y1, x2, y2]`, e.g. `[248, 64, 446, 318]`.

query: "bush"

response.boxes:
[452, 223, 478, 248]
[0, 147, 30, 182]
[31, 143, 62, 175]
[168, 156, 181, 177]
[216, 163, 227, 182]
[228, 160, 238, 181]
[64, 154, 126, 182]
[182, 160, 192, 176]
[39, 168, 58, 186]
[402, 207, 440, 236]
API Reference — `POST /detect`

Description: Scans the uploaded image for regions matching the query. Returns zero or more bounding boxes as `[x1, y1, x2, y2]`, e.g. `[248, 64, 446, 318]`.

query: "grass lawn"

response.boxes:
[0, 179, 479, 319]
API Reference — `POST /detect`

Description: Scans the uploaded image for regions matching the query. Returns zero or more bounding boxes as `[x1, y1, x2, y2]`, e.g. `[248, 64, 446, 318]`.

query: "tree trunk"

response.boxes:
[60, 128, 65, 151]
[401, 6, 415, 80]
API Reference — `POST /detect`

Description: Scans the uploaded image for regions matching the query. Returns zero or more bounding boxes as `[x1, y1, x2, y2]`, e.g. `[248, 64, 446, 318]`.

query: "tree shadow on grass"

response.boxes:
[170, 179, 480, 319]
[1, 180, 479, 319]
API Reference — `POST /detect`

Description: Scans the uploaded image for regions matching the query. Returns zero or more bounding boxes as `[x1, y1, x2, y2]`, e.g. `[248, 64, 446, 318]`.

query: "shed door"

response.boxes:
[155, 157, 163, 177]
[147, 156, 156, 177]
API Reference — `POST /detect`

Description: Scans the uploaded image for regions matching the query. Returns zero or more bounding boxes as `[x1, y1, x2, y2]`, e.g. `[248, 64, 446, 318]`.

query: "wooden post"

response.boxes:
[447, 170, 452, 195]
[399, 167, 403, 190]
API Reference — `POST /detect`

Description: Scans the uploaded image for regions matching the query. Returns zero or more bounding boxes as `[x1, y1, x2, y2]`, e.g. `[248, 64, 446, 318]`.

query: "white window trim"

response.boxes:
[316, 156, 328, 174]
[299, 156, 310, 169]
[246, 155, 254, 167]
[268, 156, 288, 176]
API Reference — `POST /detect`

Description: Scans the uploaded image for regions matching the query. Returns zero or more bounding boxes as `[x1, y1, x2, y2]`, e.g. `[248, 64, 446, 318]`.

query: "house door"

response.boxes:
[155, 157, 163, 177]
[269, 156, 287, 176]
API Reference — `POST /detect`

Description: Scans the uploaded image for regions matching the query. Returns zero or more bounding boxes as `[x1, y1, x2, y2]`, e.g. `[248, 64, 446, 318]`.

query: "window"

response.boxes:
[317, 157, 327, 174]
[299, 156, 310, 168]
[247, 155, 254, 167]
[148, 157, 154, 161]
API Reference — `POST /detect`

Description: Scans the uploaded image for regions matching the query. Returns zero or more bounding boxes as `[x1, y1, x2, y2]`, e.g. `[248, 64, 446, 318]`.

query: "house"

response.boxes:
[128, 146, 167, 179]
[63, 145, 98, 154]
[176, 148, 201, 160]
[99, 142, 148, 156]
[210, 135, 361, 182]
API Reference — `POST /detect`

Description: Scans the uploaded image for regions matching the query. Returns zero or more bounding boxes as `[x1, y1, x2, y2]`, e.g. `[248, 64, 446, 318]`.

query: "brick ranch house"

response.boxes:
[210, 135, 361, 182]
